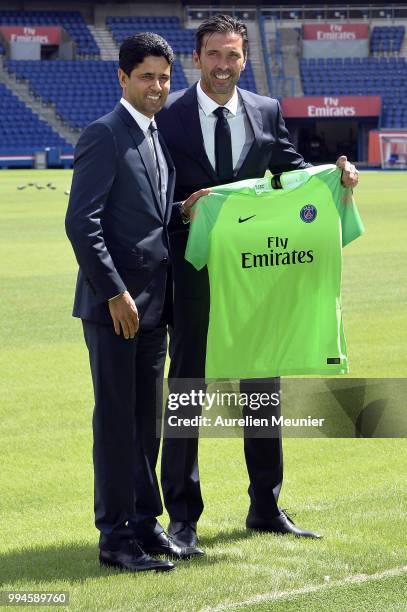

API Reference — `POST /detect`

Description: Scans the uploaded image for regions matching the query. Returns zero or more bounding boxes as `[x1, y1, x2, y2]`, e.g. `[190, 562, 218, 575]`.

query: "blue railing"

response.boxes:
[259, 15, 273, 96]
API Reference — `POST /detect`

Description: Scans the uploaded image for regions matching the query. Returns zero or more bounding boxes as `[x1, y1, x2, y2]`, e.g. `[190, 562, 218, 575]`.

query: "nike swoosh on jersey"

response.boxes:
[238, 215, 256, 223]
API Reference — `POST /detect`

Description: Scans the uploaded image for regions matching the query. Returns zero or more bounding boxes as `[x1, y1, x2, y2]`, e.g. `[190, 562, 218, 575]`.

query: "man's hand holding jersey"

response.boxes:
[181, 188, 212, 221]
[336, 155, 359, 189]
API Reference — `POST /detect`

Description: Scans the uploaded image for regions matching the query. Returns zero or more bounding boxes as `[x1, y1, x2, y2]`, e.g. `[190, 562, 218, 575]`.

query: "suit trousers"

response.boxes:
[83, 320, 167, 550]
[161, 286, 283, 523]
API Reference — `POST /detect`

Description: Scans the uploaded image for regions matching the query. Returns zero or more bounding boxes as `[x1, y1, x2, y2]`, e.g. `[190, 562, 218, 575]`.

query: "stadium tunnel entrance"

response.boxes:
[282, 96, 381, 163]
[285, 118, 378, 163]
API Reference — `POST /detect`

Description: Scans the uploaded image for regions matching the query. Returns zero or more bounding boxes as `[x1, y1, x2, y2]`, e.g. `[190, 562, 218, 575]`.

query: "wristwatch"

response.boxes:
[180, 201, 190, 224]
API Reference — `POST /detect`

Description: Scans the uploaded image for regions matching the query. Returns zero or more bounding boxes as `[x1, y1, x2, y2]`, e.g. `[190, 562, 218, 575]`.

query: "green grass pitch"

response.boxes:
[0, 169, 406, 611]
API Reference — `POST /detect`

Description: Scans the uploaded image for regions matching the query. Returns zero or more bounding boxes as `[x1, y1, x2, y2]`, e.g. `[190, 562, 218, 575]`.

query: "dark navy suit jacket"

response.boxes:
[157, 84, 309, 202]
[156, 84, 310, 300]
[66, 102, 179, 329]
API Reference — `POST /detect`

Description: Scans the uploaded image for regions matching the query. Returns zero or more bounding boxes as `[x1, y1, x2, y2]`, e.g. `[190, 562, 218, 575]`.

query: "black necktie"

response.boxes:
[213, 106, 233, 183]
[149, 122, 166, 212]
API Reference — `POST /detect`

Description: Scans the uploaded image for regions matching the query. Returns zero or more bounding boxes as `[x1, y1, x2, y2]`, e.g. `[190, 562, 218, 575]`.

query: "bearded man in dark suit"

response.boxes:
[157, 14, 359, 554]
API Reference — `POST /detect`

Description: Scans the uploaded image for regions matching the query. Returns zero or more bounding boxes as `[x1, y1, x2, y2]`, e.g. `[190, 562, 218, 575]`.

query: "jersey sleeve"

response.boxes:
[185, 193, 225, 270]
[320, 167, 365, 247]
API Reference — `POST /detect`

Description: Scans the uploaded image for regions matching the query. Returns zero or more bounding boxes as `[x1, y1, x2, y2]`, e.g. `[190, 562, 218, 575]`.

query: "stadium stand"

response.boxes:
[0, 4, 405, 166]
[108, 16, 257, 90]
[0, 9, 258, 149]
[0, 82, 69, 149]
[105, 15, 257, 92]
[0, 11, 99, 57]
[238, 60, 257, 92]
[299, 56, 407, 127]
[4, 49, 256, 130]
[5, 59, 189, 130]
[370, 25, 405, 53]
[107, 16, 195, 54]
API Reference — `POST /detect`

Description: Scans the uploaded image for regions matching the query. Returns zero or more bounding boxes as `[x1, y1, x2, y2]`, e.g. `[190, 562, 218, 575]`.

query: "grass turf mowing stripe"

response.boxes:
[201, 565, 407, 610]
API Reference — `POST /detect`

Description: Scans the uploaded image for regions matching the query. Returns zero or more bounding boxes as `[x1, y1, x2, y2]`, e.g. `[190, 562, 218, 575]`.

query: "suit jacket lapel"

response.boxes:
[115, 103, 164, 220]
[236, 88, 263, 178]
[178, 84, 218, 183]
[176, 86, 265, 182]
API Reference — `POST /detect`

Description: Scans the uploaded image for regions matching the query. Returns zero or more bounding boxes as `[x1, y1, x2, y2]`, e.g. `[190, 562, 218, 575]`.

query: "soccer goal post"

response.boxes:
[379, 132, 407, 169]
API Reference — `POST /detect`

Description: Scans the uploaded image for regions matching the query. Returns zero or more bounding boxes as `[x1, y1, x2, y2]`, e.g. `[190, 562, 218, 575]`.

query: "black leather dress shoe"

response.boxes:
[141, 529, 201, 559]
[246, 509, 322, 539]
[168, 521, 205, 556]
[99, 539, 175, 572]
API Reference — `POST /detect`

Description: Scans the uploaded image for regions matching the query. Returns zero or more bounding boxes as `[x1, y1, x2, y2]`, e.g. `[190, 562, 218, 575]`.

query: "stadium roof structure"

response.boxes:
[12, 0, 407, 5]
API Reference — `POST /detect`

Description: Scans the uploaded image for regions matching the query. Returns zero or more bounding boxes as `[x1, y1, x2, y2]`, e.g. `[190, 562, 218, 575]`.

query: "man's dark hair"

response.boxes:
[119, 32, 174, 76]
[195, 14, 248, 57]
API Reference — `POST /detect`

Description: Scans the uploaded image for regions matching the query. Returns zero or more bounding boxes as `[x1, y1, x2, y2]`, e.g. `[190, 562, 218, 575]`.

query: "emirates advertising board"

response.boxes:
[282, 96, 381, 119]
[302, 23, 369, 58]
[0, 26, 62, 45]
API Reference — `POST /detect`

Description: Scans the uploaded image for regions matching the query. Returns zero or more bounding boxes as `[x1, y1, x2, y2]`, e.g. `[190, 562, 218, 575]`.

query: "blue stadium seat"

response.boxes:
[0, 82, 68, 148]
[300, 56, 407, 127]
[5, 59, 189, 130]
[106, 16, 194, 55]
[238, 60, 257, 93]
[4, 52, 257, 133]
[370, 25, 405, 53]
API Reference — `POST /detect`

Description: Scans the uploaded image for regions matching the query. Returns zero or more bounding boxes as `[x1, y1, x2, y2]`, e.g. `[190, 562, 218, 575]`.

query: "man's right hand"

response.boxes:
[108, 291, 139, 339]
[181, 188, 212, 221]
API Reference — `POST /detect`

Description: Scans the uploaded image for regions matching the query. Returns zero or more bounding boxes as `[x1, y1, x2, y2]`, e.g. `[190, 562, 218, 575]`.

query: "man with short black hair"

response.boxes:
[66, 33, 207, 572]
[157, 14, 359, 552]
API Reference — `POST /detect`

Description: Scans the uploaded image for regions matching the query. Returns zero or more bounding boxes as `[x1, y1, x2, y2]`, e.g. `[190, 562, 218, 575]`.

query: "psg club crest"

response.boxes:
[300, 204, 317, 223]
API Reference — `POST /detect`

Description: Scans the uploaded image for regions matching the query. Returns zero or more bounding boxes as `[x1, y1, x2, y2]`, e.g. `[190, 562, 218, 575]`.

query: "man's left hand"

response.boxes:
[336, 155, 359, 189]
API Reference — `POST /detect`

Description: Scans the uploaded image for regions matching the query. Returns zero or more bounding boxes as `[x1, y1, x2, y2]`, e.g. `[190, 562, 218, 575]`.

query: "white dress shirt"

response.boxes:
[196, 81, 253, 173]
[120, 97, 164, 170]
[120, 96, 153, 137]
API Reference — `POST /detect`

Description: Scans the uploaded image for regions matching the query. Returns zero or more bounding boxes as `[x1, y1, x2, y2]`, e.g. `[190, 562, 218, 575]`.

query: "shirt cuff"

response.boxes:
[108, 292, 122, 302]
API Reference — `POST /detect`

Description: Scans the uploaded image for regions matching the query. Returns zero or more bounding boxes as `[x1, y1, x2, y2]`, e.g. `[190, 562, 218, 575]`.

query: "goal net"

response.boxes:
[379, 133, 407, 169]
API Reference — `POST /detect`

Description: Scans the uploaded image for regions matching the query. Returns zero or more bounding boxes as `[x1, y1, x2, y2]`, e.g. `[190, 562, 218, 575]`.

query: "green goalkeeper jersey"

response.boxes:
[185, 164, 364, 380]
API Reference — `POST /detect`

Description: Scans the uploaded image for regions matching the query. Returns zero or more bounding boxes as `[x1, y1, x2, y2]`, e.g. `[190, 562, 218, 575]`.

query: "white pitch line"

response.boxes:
[201, 565, 407, 611]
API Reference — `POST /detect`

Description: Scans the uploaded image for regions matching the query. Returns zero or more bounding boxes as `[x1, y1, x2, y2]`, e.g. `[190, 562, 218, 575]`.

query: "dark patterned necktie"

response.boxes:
[149, 122, 166, 212]
[213, 106, 233, 183]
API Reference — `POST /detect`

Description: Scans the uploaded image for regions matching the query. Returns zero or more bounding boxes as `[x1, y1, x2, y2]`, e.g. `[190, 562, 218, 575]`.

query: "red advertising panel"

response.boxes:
[282, 96, 381, 118]
[303, 24, 369, 41]
[0, 26, 61, 44]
